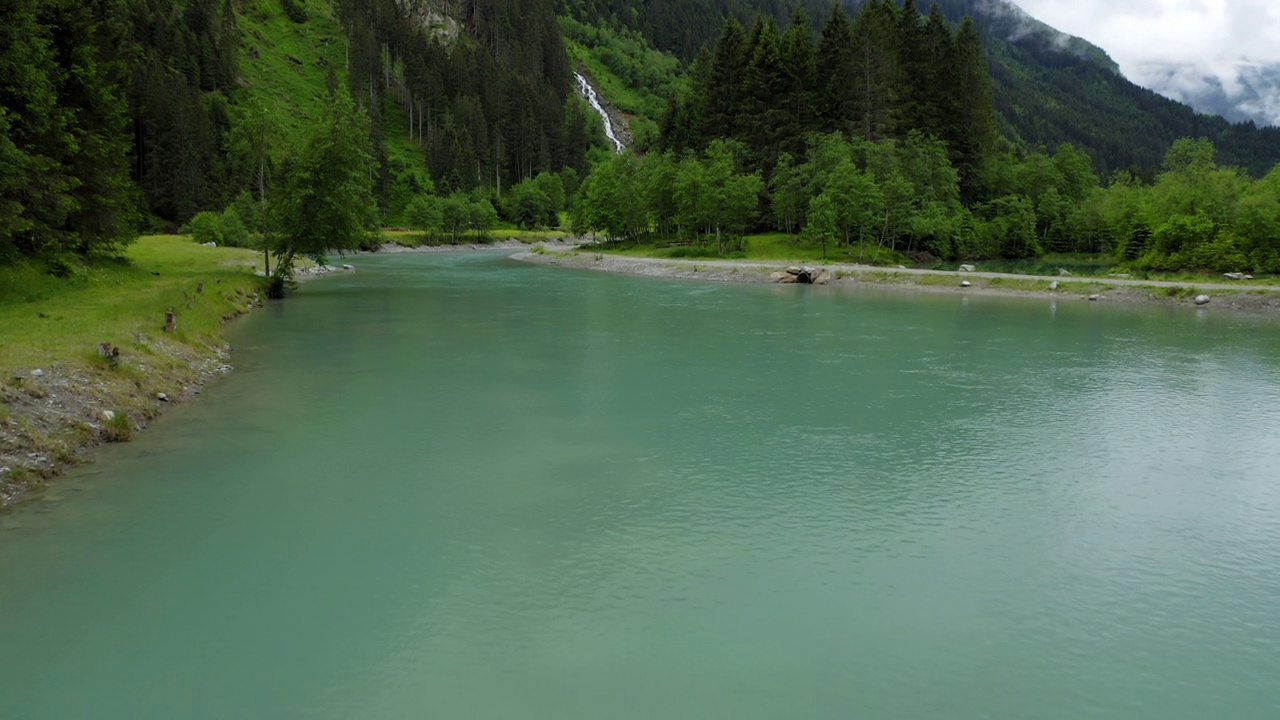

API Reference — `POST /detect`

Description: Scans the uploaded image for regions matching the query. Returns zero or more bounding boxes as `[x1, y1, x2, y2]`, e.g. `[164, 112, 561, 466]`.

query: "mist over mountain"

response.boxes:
[1135, 61, 1280, 129]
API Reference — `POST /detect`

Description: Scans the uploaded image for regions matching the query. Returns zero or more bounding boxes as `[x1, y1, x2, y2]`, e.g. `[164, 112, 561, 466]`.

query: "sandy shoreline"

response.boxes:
[511, 246, 1280, 315]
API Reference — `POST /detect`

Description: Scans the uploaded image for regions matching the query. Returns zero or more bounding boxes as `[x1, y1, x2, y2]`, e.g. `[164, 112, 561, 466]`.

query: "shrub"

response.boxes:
[189, 211, 224, 246]
[281, 0, 307, 23]
[102, 411, 133, 443]
[406, 196, 443, 232]
[218, 206, 252, 248]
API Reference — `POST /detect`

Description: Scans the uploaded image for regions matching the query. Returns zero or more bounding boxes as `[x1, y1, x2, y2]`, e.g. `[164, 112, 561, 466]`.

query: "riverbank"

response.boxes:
[512, 247, 1280, 314]
[0, 237, 282, 508]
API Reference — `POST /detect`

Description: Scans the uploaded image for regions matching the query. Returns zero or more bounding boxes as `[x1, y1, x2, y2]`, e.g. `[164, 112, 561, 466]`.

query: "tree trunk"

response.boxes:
[259, 159, 270, 277]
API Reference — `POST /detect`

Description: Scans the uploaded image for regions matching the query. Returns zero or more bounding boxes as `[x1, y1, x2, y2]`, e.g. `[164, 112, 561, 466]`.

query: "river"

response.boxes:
[2, 251, 1279, 718]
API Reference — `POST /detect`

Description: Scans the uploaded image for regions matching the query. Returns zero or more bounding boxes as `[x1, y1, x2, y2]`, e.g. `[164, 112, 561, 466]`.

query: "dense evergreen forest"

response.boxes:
[2, 0, 1279, 275]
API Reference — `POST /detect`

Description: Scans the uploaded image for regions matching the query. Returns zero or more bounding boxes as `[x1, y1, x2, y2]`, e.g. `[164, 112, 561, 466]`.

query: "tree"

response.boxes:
[824, 159, 883, 258]
[270, 92, 378, 295]
[701, 18, 749, 144]
[778, 6, 818, 156]
[816, 4, 857, 136]
[229, 101, 284, 275]
[580, 153, 646, 242]
[948, 17, 999, 204]
[769, 152, 807, 235]
[804, 193, 838, 260]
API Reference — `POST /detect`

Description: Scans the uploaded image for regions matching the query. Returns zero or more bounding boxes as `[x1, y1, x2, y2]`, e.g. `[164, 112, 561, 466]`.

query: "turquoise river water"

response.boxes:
[2, 252, 1279, 718]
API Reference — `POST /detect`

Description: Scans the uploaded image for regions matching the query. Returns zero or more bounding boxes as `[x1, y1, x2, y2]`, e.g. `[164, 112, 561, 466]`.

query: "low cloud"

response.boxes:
[1016, 0, 1280, 72]
[1015, 0, 1280, 124]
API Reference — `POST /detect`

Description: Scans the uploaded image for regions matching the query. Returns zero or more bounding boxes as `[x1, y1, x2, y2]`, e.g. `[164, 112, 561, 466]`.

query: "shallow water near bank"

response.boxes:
[2, 251, 1279, 718]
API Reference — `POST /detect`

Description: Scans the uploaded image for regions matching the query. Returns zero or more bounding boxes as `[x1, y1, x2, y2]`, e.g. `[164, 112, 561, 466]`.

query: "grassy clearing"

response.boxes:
[2, 236, 268, 501]
[0, 236, 265, 372]
[604, 232, 910, 265]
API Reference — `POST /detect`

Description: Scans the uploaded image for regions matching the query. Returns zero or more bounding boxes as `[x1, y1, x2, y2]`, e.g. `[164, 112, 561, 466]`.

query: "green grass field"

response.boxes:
[0, 237, 266, 372]
[603, 232, 910, 265]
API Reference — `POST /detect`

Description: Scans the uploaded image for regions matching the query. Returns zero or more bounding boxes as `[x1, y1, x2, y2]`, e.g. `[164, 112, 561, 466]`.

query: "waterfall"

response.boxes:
[574, 72, 625, 153]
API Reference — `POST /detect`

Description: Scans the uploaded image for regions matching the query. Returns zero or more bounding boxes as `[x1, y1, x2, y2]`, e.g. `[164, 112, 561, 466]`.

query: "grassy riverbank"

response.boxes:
[593, 234, 1280, 289]
[518, 244, 1280, 315]
[1, 236, 268, 506]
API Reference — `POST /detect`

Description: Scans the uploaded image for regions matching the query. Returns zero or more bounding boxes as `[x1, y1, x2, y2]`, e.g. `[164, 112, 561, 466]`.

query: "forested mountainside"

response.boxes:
[562, 0, 1280, 177]
[1, 0, 598, 263]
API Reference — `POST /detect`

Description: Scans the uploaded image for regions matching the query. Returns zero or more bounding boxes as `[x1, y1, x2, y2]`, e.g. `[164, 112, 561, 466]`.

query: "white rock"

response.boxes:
[959, 264, 975, 272]
[156, 392, 169, 402]
[31, 368, 44, 378]
[960, 280, 972, 287]
[1049, 281, 1059, 291]
[1088, 294, 1100, 301]
[1059, 268, 1072, 276]
[1194, 295, 1211, 305]
[101, 410, 115, 421]
[202, 241, 217, 248]
[342, 264, 354, 270]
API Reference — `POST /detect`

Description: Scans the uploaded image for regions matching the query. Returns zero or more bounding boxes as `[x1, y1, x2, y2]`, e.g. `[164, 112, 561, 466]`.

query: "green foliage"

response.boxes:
[0, 0, 137, 260]
[280, 0, 307, 24]
[502, 173, 566, 230]
[406, 196, 443, 233]
[102, 410, 133, 442]
[271, 91, 378, 273]
[189, 212, 225, 246]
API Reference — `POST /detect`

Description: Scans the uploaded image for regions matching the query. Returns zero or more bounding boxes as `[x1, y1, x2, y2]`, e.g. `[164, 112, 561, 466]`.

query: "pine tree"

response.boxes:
[778, 6, 818, 157]
[849, 0, 903, 142]
[701, 18, 750, 145]
[949, 16, 999, 204]
[742, 19, 789, 169]
[816, 4, 857, 136]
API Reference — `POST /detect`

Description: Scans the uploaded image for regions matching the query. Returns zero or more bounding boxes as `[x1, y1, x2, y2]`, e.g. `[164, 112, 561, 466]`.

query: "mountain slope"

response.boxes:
[563, 0, 1280, 176]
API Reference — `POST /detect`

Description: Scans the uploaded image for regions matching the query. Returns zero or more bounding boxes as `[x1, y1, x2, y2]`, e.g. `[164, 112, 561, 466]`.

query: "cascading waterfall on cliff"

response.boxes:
[574, 72, 624, 153]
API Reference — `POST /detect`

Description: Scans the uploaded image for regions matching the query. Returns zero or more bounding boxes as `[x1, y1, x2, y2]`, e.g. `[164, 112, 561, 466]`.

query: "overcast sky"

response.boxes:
[1014, 0, 1280, 79]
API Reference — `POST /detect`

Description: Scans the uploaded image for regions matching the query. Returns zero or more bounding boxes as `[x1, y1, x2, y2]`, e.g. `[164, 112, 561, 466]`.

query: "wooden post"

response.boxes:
[164, 308, 177, 333]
